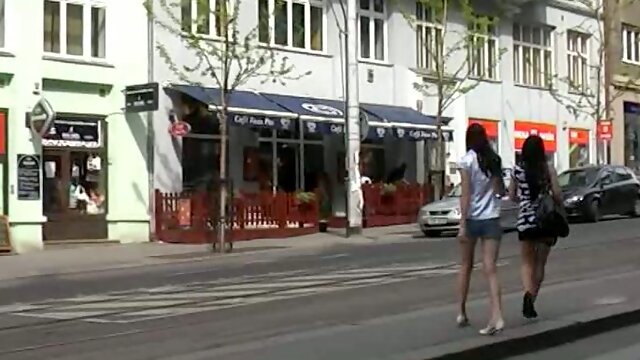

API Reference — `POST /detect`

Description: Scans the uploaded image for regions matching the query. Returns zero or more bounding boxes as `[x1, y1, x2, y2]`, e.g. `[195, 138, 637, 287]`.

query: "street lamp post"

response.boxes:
[344, 0, 362, 236]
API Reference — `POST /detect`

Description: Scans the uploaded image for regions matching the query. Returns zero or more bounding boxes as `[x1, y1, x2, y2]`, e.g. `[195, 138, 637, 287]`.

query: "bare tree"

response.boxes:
[145, 0, 309, 251]
[401, 0, 506, 191]
[549, 0, 640, 164]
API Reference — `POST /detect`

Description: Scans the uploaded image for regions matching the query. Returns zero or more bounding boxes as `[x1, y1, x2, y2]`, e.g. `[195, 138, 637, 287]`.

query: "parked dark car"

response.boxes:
[560, 165, 640, 222]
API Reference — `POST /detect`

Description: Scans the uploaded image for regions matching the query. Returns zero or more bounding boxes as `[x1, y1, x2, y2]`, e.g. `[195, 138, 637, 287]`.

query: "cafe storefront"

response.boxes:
[569, 128, 590, 168]
[156, 85, 454, 242]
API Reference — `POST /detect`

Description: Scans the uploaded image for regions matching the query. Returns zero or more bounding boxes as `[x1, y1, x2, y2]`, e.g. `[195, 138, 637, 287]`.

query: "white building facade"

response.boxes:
[151, 0, 600, 207]
[0, 0, 151, 253]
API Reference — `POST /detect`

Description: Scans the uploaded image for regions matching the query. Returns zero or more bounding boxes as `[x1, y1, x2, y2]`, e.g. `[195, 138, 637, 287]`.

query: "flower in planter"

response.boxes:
[296, 192, 317, 204]
[381, 183, 397, 196]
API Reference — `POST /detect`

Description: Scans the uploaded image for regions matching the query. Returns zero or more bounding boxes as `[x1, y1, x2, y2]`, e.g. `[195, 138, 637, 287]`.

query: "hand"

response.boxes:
[457, 223, 466, 239]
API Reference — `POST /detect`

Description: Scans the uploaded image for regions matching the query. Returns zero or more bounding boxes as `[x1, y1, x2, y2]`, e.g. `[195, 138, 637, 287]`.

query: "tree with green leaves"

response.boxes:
[548, 0, 640, 164]
[401, 0, 506, 193]
[144, 0, 309, 251]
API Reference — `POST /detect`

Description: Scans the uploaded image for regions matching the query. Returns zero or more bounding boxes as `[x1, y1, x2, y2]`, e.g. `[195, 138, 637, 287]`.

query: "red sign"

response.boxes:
[468, 118, 499, 138]
[169, 121, 191, 137]
[514, 121, 557, 152]
[597, 120, 612, 141]
[569, 128, 589, 145]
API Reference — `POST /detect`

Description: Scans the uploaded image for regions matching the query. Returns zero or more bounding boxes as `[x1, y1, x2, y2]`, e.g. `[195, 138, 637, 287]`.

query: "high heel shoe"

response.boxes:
[456, 314, 470, 327]
[479, 320, 504, 336]
[523, 292, 538, 319]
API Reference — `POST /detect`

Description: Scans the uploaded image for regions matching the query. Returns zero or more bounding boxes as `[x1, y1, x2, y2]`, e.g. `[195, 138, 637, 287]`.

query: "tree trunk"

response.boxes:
[217, 105, 228, 252]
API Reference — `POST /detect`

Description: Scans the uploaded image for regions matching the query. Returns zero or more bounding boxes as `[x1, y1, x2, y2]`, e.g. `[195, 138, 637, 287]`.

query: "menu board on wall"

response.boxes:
[17, 154, 41, 201]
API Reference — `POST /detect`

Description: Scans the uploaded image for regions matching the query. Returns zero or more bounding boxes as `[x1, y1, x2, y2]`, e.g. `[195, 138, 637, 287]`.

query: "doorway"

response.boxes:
[42, 148, 107, 240]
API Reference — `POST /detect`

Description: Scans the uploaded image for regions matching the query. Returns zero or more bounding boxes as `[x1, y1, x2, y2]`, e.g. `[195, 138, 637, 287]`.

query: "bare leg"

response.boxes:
[533, 243, 552, 299]
[520, 241, 537, 295]
[457, 235, 476, 320]
[482, 238, 503, 325]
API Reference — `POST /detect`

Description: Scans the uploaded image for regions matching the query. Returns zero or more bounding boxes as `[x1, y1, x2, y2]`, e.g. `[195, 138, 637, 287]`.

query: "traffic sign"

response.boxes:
[125, 82, 159, 113]
[29, 98, 56, 137]
[597, 120, 612, 141]
[169, 121, 191, 137]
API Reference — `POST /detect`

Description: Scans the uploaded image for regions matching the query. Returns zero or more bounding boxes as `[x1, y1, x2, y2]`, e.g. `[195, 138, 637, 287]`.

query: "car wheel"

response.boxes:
[423, 230, 441, 238]
[632, 198, 640, 218]
[587, 199, 600, 222]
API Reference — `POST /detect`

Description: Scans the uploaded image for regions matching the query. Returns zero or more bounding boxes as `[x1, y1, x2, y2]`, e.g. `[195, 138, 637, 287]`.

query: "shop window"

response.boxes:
[569, 144, 589, 168]
[43, 151, 106, 215]
[361, 145, 385, 182]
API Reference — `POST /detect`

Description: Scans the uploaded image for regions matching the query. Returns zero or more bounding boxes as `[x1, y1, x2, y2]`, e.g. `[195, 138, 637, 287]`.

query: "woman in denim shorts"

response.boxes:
[456, 123, 506, 336]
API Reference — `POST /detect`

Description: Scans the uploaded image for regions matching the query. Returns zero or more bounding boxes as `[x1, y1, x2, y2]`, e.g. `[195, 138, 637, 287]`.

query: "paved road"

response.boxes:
[1, 217, 640, 359]
[508, 324, 640, 360]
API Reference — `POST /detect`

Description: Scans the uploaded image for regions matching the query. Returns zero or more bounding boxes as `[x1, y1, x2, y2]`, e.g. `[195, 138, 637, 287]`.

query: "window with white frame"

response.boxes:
[257, 0, 324, 51]
[468, 17, 499, 80]
[513, 24, 553, 87]
[567, 30, 589, 92]
[359, 0, 385, 61]
[0, 0, 5, 48]
[622, 25, 640, 64]
[415, 1, 442, 71]
[181, 0, 231, 37]
[43, 0, 106, 59]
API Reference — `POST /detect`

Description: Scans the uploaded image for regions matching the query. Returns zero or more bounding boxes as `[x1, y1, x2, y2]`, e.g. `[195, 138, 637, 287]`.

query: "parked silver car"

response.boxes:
[417, 180, 519, 237]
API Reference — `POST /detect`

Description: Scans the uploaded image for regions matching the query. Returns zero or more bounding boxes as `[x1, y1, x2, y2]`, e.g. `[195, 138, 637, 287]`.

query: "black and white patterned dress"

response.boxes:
[513, 165, 537, 232]
[513, 165, 557, 244]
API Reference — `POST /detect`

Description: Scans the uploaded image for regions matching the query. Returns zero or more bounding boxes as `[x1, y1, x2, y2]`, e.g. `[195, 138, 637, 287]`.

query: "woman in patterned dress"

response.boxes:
[509, 135, 563, 318]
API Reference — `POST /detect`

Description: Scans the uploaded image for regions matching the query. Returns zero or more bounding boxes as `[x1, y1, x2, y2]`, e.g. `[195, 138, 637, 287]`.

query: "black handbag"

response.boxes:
[534, 183, 570, 238]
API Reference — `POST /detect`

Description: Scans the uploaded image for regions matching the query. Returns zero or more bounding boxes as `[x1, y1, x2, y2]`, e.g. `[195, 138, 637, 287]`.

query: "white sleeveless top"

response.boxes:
[458, 150, 501, 220]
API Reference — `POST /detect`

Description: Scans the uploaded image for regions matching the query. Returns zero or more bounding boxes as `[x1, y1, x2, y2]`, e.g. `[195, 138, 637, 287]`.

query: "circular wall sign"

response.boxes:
[169, 121, 191, 137]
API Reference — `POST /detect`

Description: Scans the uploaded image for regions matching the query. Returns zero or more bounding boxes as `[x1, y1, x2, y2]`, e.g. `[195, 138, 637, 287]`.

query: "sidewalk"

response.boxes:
[0, 225, 420, 282]
[180, 269, 640, 360]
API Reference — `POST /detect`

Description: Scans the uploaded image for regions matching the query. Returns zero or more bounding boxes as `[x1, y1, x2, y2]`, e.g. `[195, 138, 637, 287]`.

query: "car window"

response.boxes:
[613, 167, 632, 182]
[600, 169, 614, 185]
[558, 168, 599, 188]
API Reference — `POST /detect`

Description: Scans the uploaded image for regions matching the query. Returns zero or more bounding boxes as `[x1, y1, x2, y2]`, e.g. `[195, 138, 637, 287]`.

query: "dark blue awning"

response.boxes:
[260, 93, 345, 120]
[361, 103, 453, 141]
[164, 84, 298, 131]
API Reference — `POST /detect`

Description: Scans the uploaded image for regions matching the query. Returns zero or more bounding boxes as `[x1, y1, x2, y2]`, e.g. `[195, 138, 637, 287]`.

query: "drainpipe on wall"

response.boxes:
[147, 2, 156, 240]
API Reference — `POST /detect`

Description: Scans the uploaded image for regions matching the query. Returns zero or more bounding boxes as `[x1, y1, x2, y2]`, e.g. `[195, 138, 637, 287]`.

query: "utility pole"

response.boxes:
[602, 0, 613, 165]
[344, 0, 362, 236]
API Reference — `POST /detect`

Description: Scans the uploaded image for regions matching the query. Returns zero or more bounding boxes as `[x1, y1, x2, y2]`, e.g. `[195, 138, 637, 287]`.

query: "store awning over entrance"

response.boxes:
[165, 84, 299, 131]
[361, 103, 454, 142]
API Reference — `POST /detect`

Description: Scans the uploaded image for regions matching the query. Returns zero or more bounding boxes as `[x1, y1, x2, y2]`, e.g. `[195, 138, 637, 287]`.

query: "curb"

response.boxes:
[425, 305, 640, 360]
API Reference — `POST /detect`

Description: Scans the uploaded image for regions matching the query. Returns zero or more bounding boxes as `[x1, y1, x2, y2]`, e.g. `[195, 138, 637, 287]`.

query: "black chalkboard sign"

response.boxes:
[17, 154, 41, 201]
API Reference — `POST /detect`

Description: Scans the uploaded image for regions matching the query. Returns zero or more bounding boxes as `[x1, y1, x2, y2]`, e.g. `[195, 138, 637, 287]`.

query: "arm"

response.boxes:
[459, 168, 471, 225]
[548, 165, 563, 204]
[508, 175, 517, 202]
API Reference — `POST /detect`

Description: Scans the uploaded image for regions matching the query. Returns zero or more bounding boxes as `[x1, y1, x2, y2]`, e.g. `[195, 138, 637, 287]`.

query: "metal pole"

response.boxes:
[146, 2, 156, 240]
[345, 0, 362, 236]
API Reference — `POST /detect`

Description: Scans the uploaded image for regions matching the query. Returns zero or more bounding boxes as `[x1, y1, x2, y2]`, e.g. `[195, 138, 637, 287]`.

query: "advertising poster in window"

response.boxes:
[569, 128, 590, 168]
[468, 118, 499, 153]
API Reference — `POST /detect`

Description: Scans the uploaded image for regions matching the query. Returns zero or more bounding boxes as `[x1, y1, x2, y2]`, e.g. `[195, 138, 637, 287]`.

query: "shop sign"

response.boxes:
[29, 98, 56, 137]
[514, 121, 556, 152]
[569, 128, 590, 145]
[229, 114, 293, 130]
[42, 119, 101, 149]
[125, 82, 159, 113]
[468, 118, 499, 138]
[301, 103, 343, 117]
[393, 128, 453, 141]
[17, 154, 41, 201]
[597, 120, 612, 141]
[169, 121, 191, 137]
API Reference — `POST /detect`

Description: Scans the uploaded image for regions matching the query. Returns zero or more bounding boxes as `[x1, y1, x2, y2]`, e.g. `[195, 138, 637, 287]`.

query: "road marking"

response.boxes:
[8, 260, 508, 324]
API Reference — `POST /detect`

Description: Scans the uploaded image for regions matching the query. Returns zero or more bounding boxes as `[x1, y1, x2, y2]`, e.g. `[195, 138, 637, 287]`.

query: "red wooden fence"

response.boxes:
[154, 190, 319, 244]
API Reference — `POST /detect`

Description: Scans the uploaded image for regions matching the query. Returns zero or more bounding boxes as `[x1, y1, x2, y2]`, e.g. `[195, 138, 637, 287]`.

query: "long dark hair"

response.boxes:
[521, 135, 548, 200]
[466, 123, 502, 180]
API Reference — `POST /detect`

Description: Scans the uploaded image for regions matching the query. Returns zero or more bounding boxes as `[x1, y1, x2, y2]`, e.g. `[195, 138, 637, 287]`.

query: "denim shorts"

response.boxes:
[465, 218, 502, 240]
